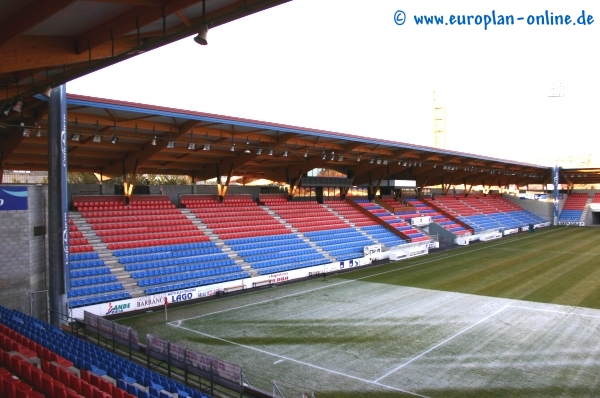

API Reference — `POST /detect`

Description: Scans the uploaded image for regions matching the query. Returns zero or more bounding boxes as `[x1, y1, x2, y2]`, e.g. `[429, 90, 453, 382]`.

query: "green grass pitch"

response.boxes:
[116, 226, 600, 397]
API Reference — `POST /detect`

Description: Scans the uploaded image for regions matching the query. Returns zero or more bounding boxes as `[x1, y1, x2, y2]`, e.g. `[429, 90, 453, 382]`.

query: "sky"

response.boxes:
[68, 0, 600, 166]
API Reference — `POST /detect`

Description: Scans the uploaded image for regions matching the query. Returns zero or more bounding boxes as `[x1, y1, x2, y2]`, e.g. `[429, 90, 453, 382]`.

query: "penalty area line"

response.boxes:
[169, 323, 430, 398]
[373, 305, 510, 383]
[507, 304, 600, 319]
[170, 278, 354, 324]
[168, 227, 558, 327]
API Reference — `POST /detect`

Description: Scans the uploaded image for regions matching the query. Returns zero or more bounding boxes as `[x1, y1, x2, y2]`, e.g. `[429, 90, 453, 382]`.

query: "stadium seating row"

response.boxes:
[0, 306, 212, 397]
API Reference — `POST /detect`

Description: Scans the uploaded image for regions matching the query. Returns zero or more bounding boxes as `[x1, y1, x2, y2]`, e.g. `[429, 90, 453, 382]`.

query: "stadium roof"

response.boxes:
[3, 93, 560, 188]
[1, 0, 598, 189]
[0, 0, 290, 102]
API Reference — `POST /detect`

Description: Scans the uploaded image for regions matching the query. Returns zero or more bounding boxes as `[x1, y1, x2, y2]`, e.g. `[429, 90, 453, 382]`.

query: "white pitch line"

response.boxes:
[170, 251, 466, 325]
[158, 228, 561, 395]
[171, 278, 354, 323]
[171, 227, 559, 326]
[171, 246, 465, 324]
[273, 359, 284, 364]
[373, 305, 510, 383]
[507, 305, 600, 319]
[170, 323, 430, 398]
[489, 247, 600, 256]
[119, 226, 561, 324]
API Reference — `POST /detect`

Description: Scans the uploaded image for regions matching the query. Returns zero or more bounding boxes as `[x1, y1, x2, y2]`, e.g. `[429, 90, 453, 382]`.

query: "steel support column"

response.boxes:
[47, 84, 69, 326]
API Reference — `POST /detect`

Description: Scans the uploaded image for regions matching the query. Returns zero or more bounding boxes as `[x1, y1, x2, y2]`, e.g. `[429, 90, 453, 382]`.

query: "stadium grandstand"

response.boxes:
[3, 1, 600, 397]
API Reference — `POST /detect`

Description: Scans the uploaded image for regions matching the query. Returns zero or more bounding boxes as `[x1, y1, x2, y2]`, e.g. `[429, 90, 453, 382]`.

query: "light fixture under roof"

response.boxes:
[110, 134, 118, 144]
[321, 151, 327, 160]
[338, 155, 344, 161]
[230, 144, 235, 151]
[383, 160, 388, 165]
[376, 159, 382, 165]
[357, 155, 361, 162]
[369, 158, 374, 164]
[203, 143, 210, 150]
[93, 134, 102, 143]
[151, 136, 157, 146]
[1, 101, 11, 116]
[189, 143, 197, 150]
[304, 150, 308, 158]
[71, 133, 81, 142]
[267, 149, 274, 156]
[12, 97, 23, 113]
[194, 25, 208, 45]
[283, 150, 288, 157]
[256, 148, 263, 155]
[167, 141, 175, 148]
[21, 122, 30, 137]
[244, 148, 251, 154]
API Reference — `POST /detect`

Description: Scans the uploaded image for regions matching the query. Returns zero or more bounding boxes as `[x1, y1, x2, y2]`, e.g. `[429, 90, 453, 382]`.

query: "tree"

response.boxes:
[157, 175, 190, 185]
[67, 172, 99, 184]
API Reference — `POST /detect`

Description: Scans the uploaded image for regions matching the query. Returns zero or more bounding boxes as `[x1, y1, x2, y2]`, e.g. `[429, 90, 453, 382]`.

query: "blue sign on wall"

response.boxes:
[0, 187, 28, 210]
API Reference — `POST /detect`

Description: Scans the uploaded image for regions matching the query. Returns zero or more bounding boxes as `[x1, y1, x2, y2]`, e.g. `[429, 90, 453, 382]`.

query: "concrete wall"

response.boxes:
[149, 184, 263, 204]
[68, 183, 115, 197]
[0, 185, 48, 318]
[68, 183, 265, 206]
[502, 194, 556, 222]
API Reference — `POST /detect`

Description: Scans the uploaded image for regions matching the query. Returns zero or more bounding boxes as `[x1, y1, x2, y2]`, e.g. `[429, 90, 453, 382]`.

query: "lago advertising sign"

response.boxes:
[0, 187, 28, 211]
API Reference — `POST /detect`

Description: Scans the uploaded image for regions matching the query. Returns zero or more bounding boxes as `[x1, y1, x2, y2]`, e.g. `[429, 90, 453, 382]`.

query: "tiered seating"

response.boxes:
[258, 193, 288, 205]
[401, 198, 442, 218]
[72, 196, 207, 306]
[381, 197, 399, 207]
[74, 197, 126, 212]
[593, 193, 600, 203]
[323, 200, 378, 227]
[1, 317, 133, 398]
[85, 212, 207, 250]
[261, 198, 380, 261]
[558, 193, 589, 223]
[381, 198, 427, 221]
[128, 197, 176, 209]
[264, 198, 349, 233]
[186, 195, 289, 240]
[360, 225, 407, 247]
[426, 196, 477, 217]
[354, 199, 427, 242]
[68, 251, 131, 306]
[181, 195, 219, 207]
[229, 234, 330, 274]
[426, 196, 547, 232]
[0, 306, 212, 398]
[113, 242, 249, 295]
[405, 198, 469, 235]
[304, 227, 374, 261]
[67, 218, 128, 308]
[68, 219, 93, 253]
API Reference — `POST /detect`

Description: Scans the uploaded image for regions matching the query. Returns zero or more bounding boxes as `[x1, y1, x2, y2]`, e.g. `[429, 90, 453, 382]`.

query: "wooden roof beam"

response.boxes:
[0, 0, 78, 47]
[75, 0, 201, 53]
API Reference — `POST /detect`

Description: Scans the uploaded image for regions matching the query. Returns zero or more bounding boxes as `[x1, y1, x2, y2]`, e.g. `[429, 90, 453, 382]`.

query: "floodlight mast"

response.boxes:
[548, 82, 564, 226]
[433, 90, 446, 150]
